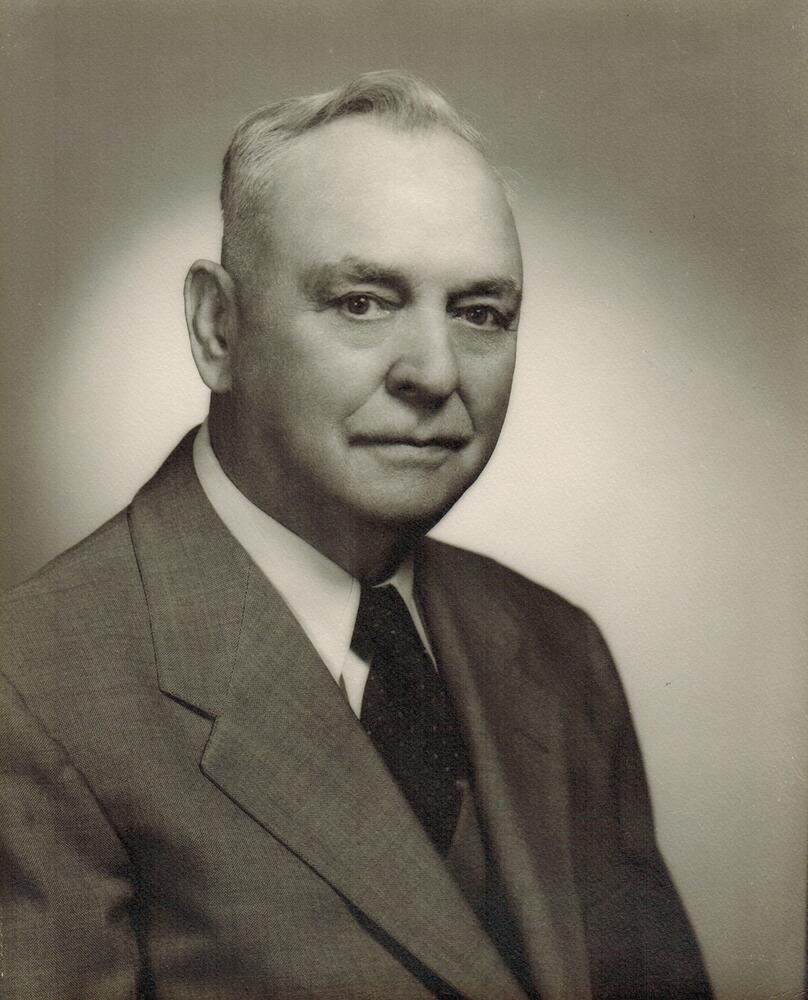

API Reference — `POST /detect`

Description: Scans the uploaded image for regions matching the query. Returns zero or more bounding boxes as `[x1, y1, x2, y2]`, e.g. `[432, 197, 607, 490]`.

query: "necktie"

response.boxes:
[352, 584, 469, 855]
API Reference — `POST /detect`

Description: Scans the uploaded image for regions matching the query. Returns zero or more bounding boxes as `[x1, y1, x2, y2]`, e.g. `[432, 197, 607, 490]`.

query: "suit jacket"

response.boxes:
[1, 432, 711, 1000]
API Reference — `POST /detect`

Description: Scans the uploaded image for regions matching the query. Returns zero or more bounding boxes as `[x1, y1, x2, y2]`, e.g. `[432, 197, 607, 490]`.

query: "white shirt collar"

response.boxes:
[191, 422, 430, 713]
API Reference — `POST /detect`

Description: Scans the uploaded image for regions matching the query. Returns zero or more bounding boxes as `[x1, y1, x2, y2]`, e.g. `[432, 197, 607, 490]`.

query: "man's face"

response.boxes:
[225, 117, 522, 536]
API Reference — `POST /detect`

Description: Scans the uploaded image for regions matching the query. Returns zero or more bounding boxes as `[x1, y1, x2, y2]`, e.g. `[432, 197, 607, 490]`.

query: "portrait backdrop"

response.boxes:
[1, 2, 806, 998]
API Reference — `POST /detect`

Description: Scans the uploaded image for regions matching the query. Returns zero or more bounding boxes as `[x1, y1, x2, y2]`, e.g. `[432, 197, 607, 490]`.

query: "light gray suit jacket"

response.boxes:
[1, 433, 711, 999]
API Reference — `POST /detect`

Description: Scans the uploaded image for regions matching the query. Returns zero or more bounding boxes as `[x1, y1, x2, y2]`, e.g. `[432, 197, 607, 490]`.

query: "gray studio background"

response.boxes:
[2, 2, 806, 998]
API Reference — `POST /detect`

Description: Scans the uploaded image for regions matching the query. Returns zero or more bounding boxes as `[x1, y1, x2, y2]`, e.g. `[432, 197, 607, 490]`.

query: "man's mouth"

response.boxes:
[351, 434, 468, 451]
[349, 433, 470, 468]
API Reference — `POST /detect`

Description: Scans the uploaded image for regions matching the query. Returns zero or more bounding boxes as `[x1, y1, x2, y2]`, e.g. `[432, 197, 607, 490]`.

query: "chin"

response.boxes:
[351, 484, 469, 532]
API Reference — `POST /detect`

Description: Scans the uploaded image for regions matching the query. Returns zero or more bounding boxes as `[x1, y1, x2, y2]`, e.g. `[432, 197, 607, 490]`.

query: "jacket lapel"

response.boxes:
[417, 541, 592, 1000]
[129, 435, 525, 1000]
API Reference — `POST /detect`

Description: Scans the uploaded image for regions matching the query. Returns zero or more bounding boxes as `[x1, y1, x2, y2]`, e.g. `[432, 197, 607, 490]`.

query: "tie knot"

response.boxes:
[352, 584, 418, 659]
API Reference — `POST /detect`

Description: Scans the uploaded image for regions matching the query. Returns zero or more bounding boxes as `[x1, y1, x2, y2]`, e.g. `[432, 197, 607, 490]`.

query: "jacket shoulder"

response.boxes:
[421, 538, 625, 712]
[1, 509, 151, 702]
[422, 537, 593, 632]
[1, 428, 199, 643]
[3, 509, 140, 616]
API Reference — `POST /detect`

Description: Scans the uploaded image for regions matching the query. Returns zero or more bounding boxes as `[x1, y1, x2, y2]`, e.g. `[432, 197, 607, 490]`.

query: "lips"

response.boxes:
[351, 434, 469, 451]
[349, 433, 470, 470]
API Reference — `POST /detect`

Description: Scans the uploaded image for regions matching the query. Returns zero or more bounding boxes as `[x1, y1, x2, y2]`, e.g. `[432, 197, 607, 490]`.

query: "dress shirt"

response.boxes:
[192, 422, 434, 717]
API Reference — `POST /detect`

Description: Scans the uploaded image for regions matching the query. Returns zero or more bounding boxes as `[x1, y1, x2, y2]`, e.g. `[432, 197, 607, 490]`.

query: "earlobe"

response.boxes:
[184, 259, 238, 393]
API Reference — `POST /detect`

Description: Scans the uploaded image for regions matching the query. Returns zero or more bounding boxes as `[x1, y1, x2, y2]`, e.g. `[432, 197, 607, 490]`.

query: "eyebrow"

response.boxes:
[447, 278, 522, 306]
[301, 257, 522, 308]
[301, 259, 411, 301]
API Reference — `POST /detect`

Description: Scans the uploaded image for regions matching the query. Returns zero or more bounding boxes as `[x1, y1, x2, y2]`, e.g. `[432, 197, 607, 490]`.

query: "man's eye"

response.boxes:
[336, 294, 391, 320]
[451, 305, 510, 330]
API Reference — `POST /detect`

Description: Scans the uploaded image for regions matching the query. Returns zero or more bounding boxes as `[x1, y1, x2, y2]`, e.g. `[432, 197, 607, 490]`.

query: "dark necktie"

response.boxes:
[352, 584, 469, 855]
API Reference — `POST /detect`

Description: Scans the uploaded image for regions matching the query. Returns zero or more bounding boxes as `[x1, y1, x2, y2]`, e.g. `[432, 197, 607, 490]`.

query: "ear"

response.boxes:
[184, 259, 239, 393]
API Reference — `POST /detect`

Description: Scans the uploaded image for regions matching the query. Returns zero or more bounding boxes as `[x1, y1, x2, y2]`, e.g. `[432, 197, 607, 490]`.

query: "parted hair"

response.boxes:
[220, 70, 485, 274]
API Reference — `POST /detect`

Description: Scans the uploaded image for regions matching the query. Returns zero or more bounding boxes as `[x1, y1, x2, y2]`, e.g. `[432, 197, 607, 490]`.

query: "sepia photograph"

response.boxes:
[1, 2, 806, 999]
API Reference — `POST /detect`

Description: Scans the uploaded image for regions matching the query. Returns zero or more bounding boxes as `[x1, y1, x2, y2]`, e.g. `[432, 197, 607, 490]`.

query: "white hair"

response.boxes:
[220, 70, 487, 274]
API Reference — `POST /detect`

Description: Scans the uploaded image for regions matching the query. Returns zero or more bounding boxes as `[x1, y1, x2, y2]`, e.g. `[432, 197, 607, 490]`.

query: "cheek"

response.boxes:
[235, 331, 327, 410]
[465, 352, 516, 427]
[290, 339, 388, 410]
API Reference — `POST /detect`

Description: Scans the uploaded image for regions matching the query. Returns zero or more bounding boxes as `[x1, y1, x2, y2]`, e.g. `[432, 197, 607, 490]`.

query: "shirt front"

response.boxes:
[192, 421, 434, 717]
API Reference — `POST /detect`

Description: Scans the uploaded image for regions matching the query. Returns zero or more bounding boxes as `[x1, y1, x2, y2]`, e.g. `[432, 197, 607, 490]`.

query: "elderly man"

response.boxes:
[2, 72, 711, 999]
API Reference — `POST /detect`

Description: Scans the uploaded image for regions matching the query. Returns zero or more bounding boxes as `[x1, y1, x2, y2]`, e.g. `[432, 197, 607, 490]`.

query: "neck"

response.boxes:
[305, 524, 424, 584]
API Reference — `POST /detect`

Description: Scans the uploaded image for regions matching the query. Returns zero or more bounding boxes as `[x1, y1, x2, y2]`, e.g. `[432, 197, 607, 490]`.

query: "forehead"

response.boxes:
[257, 117, 522, 283]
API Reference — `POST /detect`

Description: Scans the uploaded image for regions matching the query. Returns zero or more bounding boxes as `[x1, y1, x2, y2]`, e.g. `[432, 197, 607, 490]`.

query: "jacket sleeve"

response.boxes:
[1, 672, 143, 1000]
[580, 617, 714, 1000]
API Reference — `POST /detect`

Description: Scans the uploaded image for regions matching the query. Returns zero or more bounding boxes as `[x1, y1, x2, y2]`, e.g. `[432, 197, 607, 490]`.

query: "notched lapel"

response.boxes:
[201, 565, 526, 1000]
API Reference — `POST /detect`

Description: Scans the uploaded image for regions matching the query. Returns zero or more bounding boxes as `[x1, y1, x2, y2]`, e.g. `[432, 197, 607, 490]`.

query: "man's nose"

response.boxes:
[385, 314, 460, 408]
